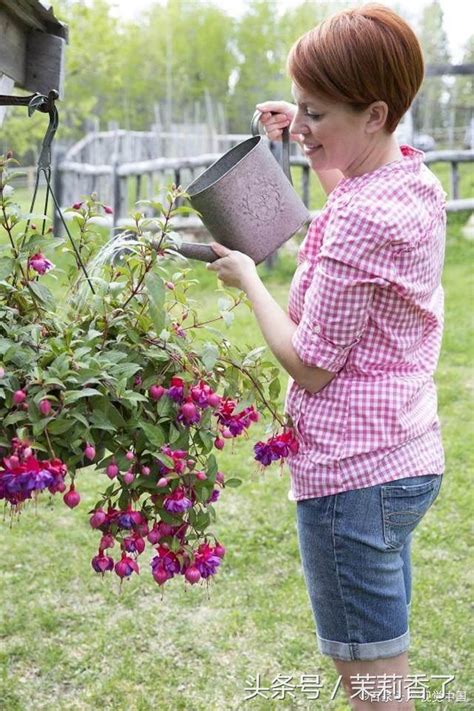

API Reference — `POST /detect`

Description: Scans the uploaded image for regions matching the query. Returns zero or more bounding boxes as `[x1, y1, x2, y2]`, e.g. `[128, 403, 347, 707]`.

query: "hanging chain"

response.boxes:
[1, 90, 95, 294]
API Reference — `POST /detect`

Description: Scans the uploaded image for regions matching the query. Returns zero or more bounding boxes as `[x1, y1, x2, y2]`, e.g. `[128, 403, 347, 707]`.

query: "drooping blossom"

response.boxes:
[151, 544, 181, 584]
[167, 376, 185, 402]
[91, 553, 114, 574]
[194, 542, 222, 579]
[216, 398, 259, 437]
[28, 252, 54, 275]
[177, 400, 201, 426]
[164, 486, 192, 513]
[206, 488, 220, 504]
[115, 553, 139, 578]
[0, 440, 67, 507]
[253, 429, 299, 467]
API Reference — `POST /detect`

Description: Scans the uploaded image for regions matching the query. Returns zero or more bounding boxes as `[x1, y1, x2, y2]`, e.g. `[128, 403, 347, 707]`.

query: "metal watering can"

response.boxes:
[176, 111, 310, 265]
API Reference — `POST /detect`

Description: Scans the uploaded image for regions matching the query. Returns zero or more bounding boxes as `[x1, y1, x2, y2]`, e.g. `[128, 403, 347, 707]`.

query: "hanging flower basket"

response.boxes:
[0, 152, 298, 590]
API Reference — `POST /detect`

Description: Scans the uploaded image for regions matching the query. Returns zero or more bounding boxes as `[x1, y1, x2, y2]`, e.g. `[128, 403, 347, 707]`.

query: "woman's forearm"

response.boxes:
[242, 273, 335, 394]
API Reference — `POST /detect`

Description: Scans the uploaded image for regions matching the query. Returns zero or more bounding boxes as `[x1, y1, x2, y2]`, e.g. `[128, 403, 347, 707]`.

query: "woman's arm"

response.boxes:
[206, 243, 336, 395]
[256, 101, 343, 196]
[242, 272, 336, 395]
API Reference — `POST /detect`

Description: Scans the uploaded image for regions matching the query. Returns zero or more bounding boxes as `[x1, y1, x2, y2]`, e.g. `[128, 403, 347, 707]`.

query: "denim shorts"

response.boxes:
[296, 474, 443, 662]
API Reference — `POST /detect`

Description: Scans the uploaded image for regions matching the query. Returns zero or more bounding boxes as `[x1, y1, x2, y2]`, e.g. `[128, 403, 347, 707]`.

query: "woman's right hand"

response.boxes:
[255, 100, 300, 143]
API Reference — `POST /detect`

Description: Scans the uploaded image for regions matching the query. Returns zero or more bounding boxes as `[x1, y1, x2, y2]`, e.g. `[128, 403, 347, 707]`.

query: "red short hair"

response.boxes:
[287, 3, 424, 133]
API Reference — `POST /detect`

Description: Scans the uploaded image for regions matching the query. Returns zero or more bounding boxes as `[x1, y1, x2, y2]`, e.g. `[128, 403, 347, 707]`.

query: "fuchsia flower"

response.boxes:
[0, 440, 67, 507]
[28, 252, 54, 275]
[216, 399, 259, 436]
[123, 533, 145, 555]
[254, 429, 299, 466]
[163, 486, 192, 513]
[115, 553, 139, 578]
[91, 553, 114, 574]
[151, 544, 181, 585]
[167, 376, 185, 402]
[116, 506, 145, 530]
[206, 488, 220, 504]
[194, 542, 222, 579]
[178, 400, 200, 426]
[190, 381, 219, 408]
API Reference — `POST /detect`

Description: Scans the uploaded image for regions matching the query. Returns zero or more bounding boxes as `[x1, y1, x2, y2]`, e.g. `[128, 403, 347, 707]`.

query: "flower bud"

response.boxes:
[64, 487, 80, 509]
[90, 508, 107, 528]
[123, 470, 135, 485]
[84, 443, 96, 461]
[106, 462, 119, 479]
[13, 390, 26, 405]
[39, 399, 52, 416]
[185, 566, 201, 585]
[157, 477, 169, 488]
[149, 384, 165, 401]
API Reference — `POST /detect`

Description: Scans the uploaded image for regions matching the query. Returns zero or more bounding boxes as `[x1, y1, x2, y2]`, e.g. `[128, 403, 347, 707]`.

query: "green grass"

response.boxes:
[0, 202, 473, 708]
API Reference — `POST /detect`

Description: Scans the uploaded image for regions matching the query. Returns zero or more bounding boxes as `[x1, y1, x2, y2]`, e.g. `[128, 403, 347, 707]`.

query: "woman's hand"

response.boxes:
[255, 100, 301, 143]
[206, 242, 259, 292]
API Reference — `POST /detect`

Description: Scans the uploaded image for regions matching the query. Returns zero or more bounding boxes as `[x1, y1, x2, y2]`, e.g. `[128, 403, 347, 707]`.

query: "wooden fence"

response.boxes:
[52, 146, 474, 237]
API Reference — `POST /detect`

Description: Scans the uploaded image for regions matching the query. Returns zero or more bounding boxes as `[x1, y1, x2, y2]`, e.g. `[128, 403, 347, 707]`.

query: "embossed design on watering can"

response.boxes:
[175, 111, 310, 265]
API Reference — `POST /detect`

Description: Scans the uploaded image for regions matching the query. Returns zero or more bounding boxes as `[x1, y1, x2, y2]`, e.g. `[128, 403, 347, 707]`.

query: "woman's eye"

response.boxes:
[304, 111, 321, 120]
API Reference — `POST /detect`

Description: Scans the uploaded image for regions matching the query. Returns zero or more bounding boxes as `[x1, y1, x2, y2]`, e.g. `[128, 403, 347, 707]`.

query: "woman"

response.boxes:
[206, 5, 445, 709]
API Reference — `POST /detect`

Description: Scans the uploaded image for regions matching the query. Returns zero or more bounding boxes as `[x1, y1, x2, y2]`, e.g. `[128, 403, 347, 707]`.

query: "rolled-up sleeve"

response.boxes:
[292, 256, 388, 373]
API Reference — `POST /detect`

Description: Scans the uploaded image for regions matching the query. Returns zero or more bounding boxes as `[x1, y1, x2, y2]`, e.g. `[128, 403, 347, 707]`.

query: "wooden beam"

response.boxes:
[0, 8, 27, 85]
[25, 30, 66, 96]
[425, 63, 474, 77]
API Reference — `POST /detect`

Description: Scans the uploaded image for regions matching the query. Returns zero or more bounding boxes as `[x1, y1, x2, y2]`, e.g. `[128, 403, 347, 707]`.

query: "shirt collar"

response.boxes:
[331, 144, 424, 197]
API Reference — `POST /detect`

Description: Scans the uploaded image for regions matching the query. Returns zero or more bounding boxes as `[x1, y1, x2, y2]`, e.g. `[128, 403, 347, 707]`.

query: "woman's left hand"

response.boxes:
[206, 242, 258, 291]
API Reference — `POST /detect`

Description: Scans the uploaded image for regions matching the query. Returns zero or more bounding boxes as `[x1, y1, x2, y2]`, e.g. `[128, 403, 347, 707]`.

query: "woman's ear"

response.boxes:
[365, 101, 389, 133]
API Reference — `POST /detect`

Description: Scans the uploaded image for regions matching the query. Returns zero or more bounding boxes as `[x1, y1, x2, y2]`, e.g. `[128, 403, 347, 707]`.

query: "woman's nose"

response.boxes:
[289, 114, 308, 136]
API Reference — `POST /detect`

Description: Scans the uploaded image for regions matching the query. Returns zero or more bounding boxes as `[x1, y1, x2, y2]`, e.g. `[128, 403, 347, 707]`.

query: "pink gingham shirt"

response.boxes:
[285, 146, 446, 500]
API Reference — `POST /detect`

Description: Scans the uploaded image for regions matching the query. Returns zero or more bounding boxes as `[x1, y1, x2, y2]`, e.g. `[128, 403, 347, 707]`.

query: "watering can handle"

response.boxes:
[250, 110, 293, 186]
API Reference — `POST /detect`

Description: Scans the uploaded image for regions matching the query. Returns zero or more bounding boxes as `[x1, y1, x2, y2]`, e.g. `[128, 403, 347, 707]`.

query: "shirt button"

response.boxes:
[314, 324, 321, 335]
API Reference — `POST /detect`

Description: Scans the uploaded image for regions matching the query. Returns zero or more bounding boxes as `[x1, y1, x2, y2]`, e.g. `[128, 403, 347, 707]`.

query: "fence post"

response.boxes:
[451, 161, 459, 200]
[112, 158, 123, 228]
[52, 145, 66, 236]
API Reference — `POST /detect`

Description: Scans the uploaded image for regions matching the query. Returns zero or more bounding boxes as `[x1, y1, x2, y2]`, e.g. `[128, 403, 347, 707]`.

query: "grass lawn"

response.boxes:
[0, 188, 472, 709]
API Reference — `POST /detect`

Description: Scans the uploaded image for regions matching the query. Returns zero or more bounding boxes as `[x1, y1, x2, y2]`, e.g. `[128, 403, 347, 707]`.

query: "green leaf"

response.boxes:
[63, 388, 102, 404]
[0, 257, 14, 280]
[145, 271, 166, 335]
[269, 377, 281, 400]
[224, 477, 242, 488]
[47, 418, 75, 434]
[201, 342, 219, 371]
[169, 423, 181, 444]
[28, 281, 55, 309]
[140, 422, 166, 448]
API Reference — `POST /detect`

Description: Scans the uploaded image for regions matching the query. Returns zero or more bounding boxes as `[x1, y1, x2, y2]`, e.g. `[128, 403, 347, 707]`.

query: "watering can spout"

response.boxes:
[174, 111, 309, 265]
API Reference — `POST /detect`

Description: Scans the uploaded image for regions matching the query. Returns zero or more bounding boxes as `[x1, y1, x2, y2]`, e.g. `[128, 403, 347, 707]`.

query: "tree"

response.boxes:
[414, 0, 451, 137]
[450, 36, 474, 147]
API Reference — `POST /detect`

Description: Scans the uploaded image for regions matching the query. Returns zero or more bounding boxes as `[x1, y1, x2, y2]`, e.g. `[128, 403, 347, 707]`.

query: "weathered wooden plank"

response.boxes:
[425, 63, 474, 77]
[59, 161, 113, 176]
[0, 0, 67, 39]
[0, 9, 27, 85]
[25, 29, 66, 96]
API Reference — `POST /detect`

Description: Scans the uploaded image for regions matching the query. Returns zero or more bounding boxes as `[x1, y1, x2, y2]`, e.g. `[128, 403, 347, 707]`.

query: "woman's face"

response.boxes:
[290, 83, 374, 177]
